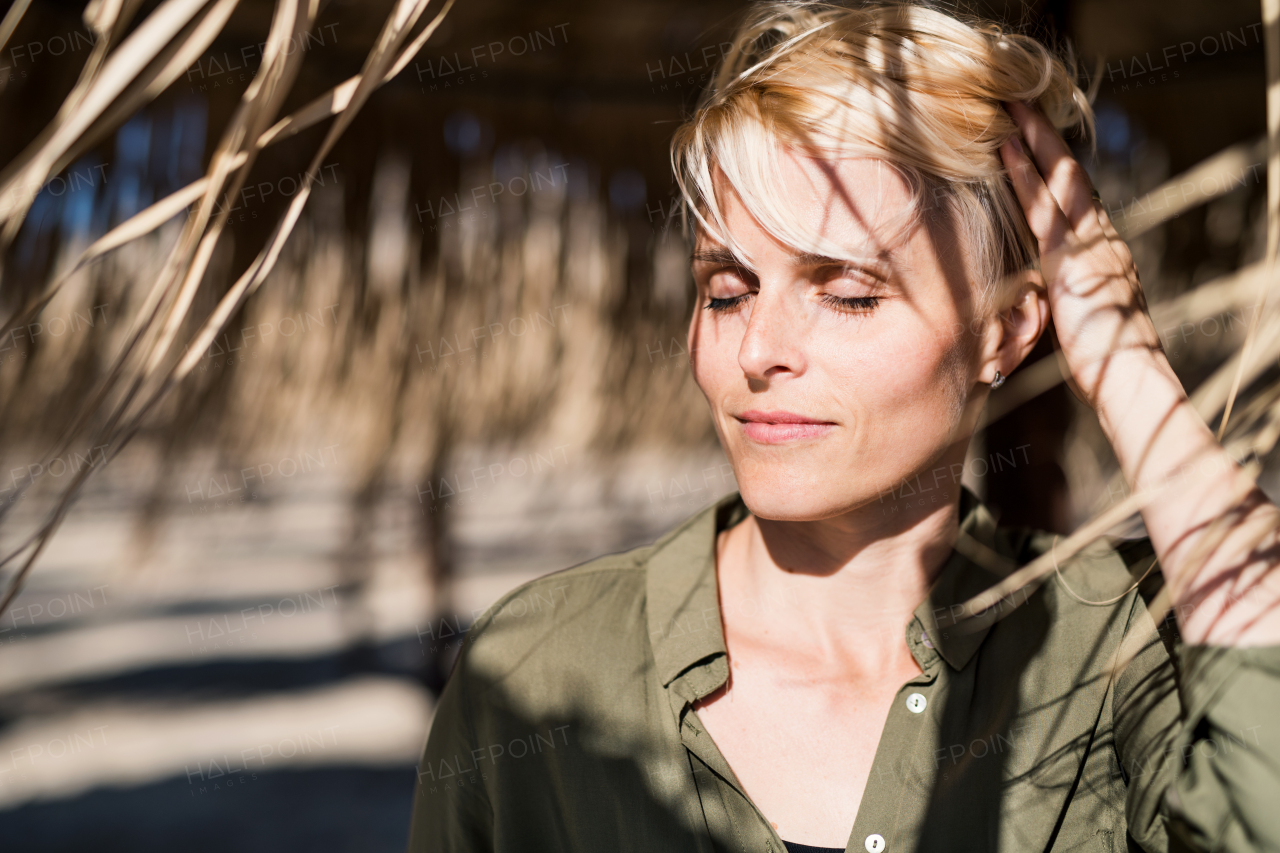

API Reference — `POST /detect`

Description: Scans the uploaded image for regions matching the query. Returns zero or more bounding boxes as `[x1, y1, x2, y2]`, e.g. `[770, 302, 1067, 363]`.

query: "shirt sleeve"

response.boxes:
[1162, 644, 1280, 851]
[1112, 591, 1183, 853]
[406, 644, 494, 853]
[1111, 540, 1280, 852]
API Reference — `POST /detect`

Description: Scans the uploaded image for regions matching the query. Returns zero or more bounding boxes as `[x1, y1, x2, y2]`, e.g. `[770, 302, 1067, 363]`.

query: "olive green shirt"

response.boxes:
[408, 489, 1280, 852]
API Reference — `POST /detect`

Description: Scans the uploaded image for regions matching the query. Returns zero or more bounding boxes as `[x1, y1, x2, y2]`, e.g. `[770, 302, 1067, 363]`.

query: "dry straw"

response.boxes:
[957, 1, 1280, 670]
[0, 0, 456, 613]
[0, 0, 1277, 653]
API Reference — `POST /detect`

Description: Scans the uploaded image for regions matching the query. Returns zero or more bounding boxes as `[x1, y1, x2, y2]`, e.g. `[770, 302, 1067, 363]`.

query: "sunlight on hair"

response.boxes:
[671, 1, 1095, 308]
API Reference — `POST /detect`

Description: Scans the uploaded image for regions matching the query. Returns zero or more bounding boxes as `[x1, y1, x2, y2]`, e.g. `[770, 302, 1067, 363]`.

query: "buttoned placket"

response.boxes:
[841, 614, 946, 853]
[669, 612, 950, 853]
[645, 491, 1002, 853]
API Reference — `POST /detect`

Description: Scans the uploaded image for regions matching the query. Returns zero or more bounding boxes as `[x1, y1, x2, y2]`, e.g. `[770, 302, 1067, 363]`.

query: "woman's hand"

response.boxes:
[998, 100, 1165, 409]
[999, 100, 1280, 647]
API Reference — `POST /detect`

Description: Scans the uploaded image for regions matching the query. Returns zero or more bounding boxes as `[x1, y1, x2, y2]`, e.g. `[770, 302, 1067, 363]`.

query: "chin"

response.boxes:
[726, 435, 965, 523]
[731, 459, 865, 522]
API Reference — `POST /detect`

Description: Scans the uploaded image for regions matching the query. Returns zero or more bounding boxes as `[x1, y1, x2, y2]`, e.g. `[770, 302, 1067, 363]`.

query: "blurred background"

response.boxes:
[0, 0, 1274, 849]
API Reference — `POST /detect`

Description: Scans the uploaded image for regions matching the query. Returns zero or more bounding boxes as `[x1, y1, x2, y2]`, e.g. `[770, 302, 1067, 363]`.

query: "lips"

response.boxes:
[734, 410, 836, 444]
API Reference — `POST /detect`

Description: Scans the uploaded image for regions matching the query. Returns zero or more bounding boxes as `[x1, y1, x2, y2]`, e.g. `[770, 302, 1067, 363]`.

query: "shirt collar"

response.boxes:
[646, 493, 745, 690]
[645, 488, 1021, 693]
[911, 487, 1017, 671]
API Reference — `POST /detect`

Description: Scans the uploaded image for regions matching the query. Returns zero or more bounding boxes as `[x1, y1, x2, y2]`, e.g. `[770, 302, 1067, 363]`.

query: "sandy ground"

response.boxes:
[0, 445, 734, 851]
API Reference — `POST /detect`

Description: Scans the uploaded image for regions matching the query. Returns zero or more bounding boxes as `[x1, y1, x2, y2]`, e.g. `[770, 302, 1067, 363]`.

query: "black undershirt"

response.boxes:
[782, 842, 845, 853]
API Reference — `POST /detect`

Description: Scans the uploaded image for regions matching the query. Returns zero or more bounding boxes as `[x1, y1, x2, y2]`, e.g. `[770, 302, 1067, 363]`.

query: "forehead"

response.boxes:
[701, 150, 921, 261]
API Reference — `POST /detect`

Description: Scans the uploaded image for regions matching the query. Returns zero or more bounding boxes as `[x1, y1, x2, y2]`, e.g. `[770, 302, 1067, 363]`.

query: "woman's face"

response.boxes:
[689, 152, 1000, 522]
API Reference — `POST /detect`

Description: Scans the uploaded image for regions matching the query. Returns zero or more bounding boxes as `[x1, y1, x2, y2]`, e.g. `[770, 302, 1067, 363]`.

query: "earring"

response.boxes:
[991, 370, 1006, 389]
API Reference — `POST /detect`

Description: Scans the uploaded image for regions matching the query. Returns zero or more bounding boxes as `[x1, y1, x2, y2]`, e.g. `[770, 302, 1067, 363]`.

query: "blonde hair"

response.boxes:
[670, 1, 1095, 308]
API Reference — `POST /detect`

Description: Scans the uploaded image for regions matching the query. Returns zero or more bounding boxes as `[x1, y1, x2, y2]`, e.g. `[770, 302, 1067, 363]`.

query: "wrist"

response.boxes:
[1088, 346, 1184, 429]
[1053, 306, 1169, 413]
[1089, 347, 1218, 492]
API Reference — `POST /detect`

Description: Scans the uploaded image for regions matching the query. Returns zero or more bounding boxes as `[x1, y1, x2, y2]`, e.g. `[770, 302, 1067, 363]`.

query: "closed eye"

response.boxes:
[705, 294, 751, 314]
[822, 294, 881, 314]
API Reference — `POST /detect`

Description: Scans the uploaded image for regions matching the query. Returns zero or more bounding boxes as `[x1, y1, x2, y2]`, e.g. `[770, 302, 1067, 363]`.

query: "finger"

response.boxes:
[1088, 196, 1140, 270]
[1093, 200, 1149, 310]
[1000, 136, 1072, 255]
[1006, 101, 1103, 239]
[1093, 202, 1132, 265]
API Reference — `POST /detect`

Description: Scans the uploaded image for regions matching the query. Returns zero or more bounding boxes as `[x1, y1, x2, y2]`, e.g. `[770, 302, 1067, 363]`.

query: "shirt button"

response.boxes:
[920, 631, 933, 649]
[864, 833, 886, 852]
[906, 693, 927, 713]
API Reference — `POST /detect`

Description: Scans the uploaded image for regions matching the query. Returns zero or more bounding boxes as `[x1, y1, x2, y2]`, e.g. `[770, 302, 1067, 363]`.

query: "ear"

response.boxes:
[979, 270, 1049, 384]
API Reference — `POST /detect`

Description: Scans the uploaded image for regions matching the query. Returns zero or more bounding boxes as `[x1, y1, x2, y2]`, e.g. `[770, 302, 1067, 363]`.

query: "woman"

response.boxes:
[409, 3, 1280, 851]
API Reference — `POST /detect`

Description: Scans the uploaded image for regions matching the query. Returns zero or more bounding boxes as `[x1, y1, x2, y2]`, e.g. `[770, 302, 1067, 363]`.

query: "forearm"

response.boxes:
[1092, 347, 1280, 646]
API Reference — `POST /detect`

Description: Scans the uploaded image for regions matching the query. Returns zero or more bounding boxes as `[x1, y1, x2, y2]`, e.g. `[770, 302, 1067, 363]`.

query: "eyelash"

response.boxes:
[702, 294, 882, 314]
[705, 295, 750, 313]
[821, 294, 881, 314]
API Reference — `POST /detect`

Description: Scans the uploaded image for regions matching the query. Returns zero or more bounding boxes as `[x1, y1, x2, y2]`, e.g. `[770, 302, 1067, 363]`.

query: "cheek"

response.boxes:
[821, 320, 972, 423]
[689, 319, 742, 395]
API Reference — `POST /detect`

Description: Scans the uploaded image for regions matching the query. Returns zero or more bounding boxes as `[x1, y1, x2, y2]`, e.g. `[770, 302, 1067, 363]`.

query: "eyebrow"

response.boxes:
[690, 247, 891, 276]
[690, 248, 741, 266]
[794, 251, 871, 267]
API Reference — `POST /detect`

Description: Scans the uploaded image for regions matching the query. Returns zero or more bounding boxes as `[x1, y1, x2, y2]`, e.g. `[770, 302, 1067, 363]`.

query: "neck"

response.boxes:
[717, 482, 964, 670]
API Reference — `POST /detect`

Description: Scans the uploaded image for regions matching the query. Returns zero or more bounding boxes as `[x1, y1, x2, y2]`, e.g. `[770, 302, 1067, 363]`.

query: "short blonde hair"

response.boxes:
[671, 1, 1094, 308]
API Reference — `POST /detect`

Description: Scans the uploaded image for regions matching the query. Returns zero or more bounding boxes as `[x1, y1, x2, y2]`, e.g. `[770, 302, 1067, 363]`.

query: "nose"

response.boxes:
[737, 287, 806, 383]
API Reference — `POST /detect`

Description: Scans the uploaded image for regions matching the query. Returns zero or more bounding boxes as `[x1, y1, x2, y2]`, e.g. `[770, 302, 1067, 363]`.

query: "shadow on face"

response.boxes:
[687, 150, 1000, 525]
